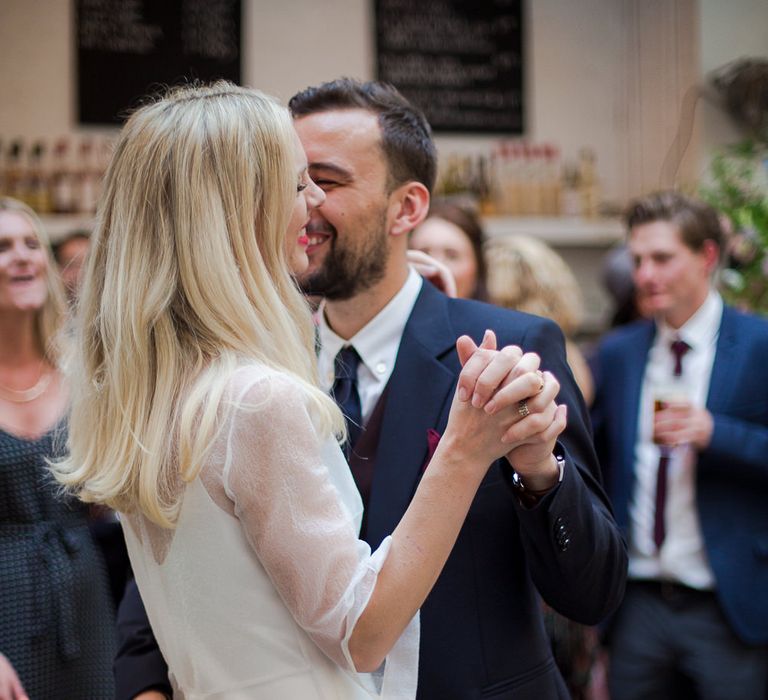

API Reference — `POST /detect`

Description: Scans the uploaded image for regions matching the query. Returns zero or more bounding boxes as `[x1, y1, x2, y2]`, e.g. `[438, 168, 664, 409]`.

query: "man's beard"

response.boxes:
[299, 212, 389, 301]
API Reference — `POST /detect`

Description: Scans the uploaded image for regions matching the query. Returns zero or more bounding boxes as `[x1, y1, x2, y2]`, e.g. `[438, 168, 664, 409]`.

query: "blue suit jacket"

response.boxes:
[591, 305, 768, 645]
[365, 282, 626, 699]
[115, 282, 627, 700]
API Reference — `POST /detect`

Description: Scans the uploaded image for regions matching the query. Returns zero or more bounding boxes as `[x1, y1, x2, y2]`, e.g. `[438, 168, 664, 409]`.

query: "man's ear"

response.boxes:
[702, 239, 721, 275]
[388, 181, 430, 239]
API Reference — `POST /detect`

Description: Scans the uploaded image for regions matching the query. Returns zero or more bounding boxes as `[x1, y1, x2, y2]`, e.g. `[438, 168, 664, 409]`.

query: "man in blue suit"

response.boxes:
[591, 191, 768, 699]
[114, 80, 626, 700]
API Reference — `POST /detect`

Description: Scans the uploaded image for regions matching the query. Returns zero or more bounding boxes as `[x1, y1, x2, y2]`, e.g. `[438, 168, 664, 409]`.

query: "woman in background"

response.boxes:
[486, 234, 594, 405]
[409, 199, 488, 300]
[0, 197, 115, 700]
[51, 83, 563, 699]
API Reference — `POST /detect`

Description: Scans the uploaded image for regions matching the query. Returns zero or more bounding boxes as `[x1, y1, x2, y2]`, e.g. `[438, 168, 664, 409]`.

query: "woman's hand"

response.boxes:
[451, 330, 567, 487]
[441, 331, 548, 467]
[0, 654, 27, 700]
[407, 249, 458, 298]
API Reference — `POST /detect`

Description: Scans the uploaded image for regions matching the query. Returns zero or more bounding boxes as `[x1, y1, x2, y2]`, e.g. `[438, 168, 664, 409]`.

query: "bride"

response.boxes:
[52, 82, 564, 699]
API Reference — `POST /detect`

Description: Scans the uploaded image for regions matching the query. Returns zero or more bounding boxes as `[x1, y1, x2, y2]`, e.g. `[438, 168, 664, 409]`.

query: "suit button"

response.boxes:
[560, 538, 571, 551]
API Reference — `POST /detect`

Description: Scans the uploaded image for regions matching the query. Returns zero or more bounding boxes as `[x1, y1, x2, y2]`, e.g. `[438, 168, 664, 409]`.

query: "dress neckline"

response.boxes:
[0, 416, 66, 444]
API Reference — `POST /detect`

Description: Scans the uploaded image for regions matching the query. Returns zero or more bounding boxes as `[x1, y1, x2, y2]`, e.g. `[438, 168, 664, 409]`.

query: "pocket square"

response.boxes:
[422, 429, 442, 472]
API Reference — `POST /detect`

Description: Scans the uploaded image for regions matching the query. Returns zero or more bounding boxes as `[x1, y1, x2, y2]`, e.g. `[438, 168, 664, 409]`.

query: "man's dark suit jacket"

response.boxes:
[591, 305, 768, 645]
[115, 282, 627, 700]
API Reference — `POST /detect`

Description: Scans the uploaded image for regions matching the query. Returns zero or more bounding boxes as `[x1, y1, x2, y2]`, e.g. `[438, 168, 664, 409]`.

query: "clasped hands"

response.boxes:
[449, 330, 566, 493]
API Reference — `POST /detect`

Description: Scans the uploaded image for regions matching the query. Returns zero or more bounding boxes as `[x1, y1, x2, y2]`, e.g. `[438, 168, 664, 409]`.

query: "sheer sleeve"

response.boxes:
[221, 367, 419, 696]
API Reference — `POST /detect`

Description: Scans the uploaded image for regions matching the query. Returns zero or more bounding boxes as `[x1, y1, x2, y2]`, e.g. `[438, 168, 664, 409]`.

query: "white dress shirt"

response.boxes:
[629, 290, 724, 589]
[317, 268, 423, 422]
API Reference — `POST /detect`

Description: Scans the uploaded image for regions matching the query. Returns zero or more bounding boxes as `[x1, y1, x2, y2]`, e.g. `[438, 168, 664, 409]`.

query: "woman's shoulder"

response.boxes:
[227, 363, 312, 411]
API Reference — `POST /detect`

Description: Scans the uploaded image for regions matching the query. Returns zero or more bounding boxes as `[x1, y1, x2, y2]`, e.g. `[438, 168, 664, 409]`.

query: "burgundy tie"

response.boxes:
[653, 338, 691, 549]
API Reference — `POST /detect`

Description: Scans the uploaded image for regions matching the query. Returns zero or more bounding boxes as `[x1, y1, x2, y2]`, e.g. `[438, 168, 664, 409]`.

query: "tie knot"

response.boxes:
[334, 346, 361, 383]
[670, 339, 690, 377]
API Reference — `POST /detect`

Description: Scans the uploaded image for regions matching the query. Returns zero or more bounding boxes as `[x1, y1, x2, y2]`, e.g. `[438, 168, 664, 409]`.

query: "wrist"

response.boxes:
[510, 454, 563, 496]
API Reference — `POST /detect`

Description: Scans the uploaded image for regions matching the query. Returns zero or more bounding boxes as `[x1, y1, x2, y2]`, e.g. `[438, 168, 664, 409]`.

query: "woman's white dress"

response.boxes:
[121, 365, 419, 699]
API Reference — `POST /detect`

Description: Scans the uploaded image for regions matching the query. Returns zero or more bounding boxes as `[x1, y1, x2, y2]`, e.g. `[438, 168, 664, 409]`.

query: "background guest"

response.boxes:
[52, 230, 90, 304]
[592, 190, 768, 699]
[0, 197, 115, 699]
[409, 198, 488, 300]
[485, 234, 594, 405]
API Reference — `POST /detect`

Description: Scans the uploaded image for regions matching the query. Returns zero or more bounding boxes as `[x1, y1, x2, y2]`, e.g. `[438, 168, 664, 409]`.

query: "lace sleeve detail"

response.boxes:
[221, 367, 418, 694]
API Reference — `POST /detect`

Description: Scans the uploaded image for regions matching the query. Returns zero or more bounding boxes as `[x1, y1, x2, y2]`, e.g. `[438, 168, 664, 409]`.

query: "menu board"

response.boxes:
[77, 0, 241, 125]
[375, 0, 524, 134]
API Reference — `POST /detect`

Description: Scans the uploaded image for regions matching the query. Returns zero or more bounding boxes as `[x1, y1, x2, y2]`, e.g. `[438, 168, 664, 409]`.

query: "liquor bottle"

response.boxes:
[5, 140, 26, 204]
[27, 141, 52, 214]
[75, 138, 100, 214]
[578, 147, 600, 219]
[51, 138, 76, 214]
[560, 161, 581, 217]
[542, 144, 562, 216]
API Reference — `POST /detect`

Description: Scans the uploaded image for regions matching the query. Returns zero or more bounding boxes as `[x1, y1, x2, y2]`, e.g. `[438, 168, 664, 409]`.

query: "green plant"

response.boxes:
[701, 140, 768, 313]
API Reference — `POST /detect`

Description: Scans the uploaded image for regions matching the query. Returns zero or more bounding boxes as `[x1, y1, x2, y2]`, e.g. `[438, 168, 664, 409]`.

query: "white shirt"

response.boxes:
[317, 268, 423, 421]
[629, 290, 723, 589]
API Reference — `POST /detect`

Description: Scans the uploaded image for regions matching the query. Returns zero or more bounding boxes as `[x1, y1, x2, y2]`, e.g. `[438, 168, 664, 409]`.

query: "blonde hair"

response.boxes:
[51, 82, 343, 528]
[485, 235, 583, 336]
[0, 197, 68, 364]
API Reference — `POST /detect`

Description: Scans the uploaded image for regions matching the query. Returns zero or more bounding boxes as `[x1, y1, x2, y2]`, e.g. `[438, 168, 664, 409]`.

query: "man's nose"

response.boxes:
[633, 259, 653, 285]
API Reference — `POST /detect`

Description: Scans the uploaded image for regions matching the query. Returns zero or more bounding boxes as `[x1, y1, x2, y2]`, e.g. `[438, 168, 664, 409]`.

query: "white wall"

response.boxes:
[1, 0, 765, 204]
[697, 0, 768, 174]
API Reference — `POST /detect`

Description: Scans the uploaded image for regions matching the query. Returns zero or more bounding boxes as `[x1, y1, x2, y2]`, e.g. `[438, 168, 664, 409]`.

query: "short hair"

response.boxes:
[289, 78, 437, 193]
[625, 191, 724, 255]
[425, 198, 488, 301]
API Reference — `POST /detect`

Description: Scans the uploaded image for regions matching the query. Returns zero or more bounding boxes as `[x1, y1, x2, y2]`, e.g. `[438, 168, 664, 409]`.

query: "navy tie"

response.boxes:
[653, 338, 691, 549]
[332, 346, 363, 457]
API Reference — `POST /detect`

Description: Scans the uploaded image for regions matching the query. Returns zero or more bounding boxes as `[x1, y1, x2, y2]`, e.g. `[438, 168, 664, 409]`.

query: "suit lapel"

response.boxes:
[706, 306, 737, 413]
[366, 284, 456, 548]
[620, 323, 654, 477]
[611, 322, 654, 531]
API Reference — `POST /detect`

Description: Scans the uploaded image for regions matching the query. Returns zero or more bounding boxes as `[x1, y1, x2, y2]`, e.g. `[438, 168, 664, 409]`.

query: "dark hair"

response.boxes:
[52, 230, 90, 265]
[624, 191, 724, 256]
[289, 78, 437, 193]
[425, 199, 488, 301]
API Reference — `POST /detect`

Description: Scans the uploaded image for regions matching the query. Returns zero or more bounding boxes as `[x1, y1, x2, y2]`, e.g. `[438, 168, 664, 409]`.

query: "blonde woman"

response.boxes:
[51, 83, 564, 699]
[486, 235, 594, 406]
[0, 198, 115, 700]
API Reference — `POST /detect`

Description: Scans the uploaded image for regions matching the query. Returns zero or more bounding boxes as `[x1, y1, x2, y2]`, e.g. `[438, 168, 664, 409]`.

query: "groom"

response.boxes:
[115, 79, 626, 700]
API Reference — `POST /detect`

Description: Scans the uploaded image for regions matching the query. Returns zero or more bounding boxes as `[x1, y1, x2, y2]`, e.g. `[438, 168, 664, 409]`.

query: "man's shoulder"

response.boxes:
[441, 296, 558, 339]
[598, 319, 653, 353]
[722, 304, 768, 339]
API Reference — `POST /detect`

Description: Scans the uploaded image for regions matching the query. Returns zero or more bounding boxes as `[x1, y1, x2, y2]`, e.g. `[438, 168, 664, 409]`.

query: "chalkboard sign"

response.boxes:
[375, 0, 524, 134]
[77, 0, 241, 125]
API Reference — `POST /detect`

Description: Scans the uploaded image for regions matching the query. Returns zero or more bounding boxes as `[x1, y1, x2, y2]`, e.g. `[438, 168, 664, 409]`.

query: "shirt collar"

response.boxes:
[317, 268, 423, 376]
[657, 289, 723, 350]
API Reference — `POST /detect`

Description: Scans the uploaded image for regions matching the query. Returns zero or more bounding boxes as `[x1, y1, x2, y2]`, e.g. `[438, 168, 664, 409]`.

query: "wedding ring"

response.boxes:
[518, 400, 530, 418]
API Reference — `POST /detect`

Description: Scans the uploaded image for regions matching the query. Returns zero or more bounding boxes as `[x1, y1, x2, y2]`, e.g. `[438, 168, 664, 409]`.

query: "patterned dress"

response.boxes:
[0, 425, 115, 699]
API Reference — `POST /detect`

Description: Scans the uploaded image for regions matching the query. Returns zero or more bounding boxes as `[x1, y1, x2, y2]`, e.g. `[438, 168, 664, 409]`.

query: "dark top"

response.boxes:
[0, 425, 116, 699]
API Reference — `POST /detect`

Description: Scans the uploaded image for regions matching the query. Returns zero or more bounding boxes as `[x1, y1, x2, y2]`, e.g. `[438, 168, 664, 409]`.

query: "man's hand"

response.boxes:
[455, 331, 567, 492]
[654, 402, 714, 450]
[0, 654, 27, 700]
